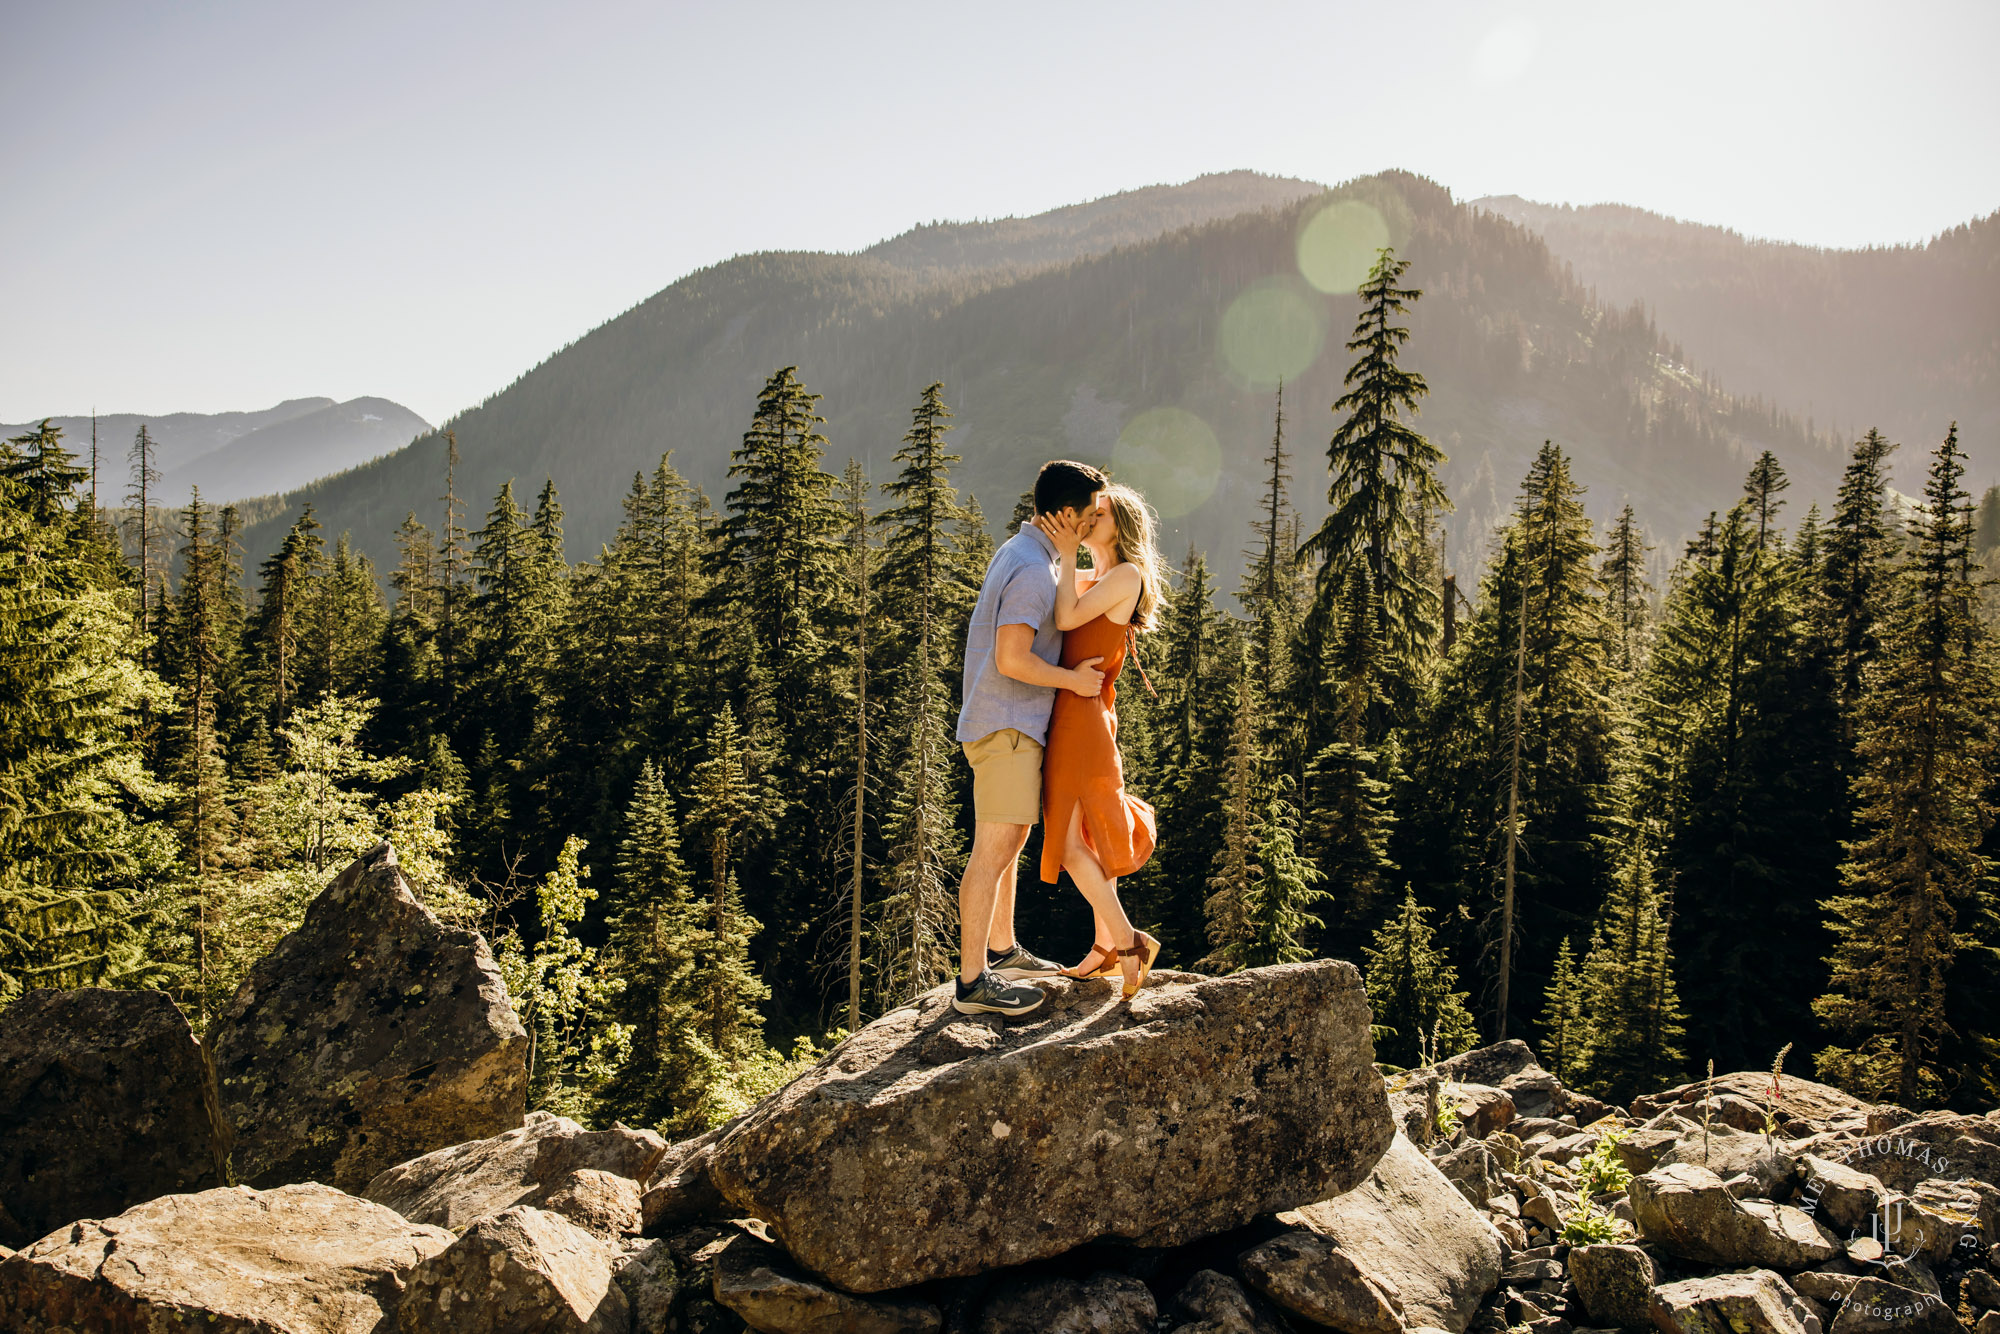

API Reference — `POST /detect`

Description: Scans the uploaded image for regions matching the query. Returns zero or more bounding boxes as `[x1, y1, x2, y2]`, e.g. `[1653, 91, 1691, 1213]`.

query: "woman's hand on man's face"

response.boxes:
[1035, 509, 1085, 553]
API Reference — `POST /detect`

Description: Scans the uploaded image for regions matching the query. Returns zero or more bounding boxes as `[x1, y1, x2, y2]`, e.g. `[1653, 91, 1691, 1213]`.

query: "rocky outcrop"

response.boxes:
[707, 961, 1393, 1292]
[1279, 1130, 1504, 1333]
[0, 1182, 451, 1334]
[639, 1119, 734, 1232]
[0, 987, 228, 1248]
[1566, 1241, 1656, 1328]
[1240, 1229, 1405, 1334]
[364, 1108, 665, 1233]
[209, 841, 529, 1192]
[398, 1204, 628, 1334]
[1634, 1072, 1870, 1136]
[712, 1234, 941, 1333]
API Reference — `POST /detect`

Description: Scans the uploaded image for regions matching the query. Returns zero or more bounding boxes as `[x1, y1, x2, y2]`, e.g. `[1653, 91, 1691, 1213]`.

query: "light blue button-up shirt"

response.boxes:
[957, 525, 1064, 746]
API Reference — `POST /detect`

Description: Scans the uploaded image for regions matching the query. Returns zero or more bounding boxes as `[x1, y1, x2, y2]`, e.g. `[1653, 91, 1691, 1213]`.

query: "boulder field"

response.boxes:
[4, 842, 2000, 1334]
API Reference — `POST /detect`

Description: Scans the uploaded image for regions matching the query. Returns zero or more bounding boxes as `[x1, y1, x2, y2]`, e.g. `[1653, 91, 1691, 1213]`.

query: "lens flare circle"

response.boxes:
[1218, 277, 1323, 388]
[1111, 407, 1222, 520]
[1297, 199, 1390, 295]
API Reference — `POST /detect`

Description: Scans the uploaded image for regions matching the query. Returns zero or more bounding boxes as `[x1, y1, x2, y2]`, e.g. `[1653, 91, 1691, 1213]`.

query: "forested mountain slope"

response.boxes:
[245, 171, 1840, 586]
[1473, 195, 2000, 488]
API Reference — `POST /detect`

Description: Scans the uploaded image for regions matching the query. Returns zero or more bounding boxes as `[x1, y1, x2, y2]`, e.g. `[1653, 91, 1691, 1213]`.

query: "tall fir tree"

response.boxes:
[1572, 843, 1688, 1103]
[1538, 937, 1588, 1084]
[124, 424, 164, 665]
[687, 705, 774, 1057]
[1814, 425, 2000, 1105]
[1821, 428, 1900, 726]
[1743, 449, 1791, 553]
[1362, 889, 1480, 1069]
[1600, 503, 1655, 675]
[246, 506, 325, 729]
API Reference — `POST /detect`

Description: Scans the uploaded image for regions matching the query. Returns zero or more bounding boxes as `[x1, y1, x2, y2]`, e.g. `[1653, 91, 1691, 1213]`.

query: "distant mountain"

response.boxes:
[2, 397, 431, 506]
[1470, 195, 2000, 488]
[863, 170, 1325, 276]
[243, 170, 1840, 588]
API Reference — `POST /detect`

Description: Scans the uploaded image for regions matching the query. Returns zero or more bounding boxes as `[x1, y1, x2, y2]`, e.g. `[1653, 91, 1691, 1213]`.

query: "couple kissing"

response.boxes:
[952, 459, 1168, 1019]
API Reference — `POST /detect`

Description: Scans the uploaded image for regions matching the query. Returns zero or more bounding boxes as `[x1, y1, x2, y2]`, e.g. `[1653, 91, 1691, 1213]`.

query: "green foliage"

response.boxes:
[1559, 1197, 1630, 1245]
[1574, 1126, 1634, 1197]
[1363, 889, 1479, 1069]
[1572, 844, 1688, 1104]
[1538, 937, 1588, 1082]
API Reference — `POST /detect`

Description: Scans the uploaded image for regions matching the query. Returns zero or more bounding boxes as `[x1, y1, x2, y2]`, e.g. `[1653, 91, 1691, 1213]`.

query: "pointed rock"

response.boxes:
[397, 1204, 628, 1334]
[365, 1109, 664, 1232]
[209, 841, 529, 1192]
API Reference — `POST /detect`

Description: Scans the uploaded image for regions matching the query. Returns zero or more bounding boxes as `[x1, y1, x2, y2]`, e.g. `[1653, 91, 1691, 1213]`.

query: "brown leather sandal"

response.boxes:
[1119, 931, 1161, 1000]
[1063, 943, 1120, 979]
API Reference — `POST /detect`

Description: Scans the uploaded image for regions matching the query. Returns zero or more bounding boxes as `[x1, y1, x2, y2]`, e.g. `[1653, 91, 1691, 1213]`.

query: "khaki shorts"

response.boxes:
[962, 728, 1044, 826]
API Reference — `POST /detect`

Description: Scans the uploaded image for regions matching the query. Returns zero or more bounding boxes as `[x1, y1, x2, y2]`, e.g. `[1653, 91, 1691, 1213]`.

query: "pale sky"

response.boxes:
[4, 0, 1995, 426]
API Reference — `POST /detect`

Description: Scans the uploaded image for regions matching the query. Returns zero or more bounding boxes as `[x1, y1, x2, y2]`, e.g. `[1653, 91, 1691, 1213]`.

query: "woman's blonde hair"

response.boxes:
[1102, 483, 1170, 631]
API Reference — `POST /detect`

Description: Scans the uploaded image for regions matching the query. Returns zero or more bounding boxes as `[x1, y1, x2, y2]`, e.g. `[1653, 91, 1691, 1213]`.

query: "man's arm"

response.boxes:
[994, 623, 1102, 697]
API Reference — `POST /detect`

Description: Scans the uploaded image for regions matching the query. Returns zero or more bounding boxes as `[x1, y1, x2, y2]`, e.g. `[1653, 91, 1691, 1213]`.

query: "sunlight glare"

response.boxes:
[1217, 277, 1324, 388]
[1111, 407, 1223, 520]
[1297, 198, 1391, 295]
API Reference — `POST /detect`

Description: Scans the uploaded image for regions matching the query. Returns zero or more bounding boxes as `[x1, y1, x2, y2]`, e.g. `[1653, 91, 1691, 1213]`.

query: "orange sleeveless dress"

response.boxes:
[1040, 572, 1158, 884]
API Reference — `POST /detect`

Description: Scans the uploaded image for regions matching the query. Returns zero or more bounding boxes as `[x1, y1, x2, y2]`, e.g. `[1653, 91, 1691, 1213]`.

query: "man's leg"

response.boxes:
[960, 820, 1030, 985]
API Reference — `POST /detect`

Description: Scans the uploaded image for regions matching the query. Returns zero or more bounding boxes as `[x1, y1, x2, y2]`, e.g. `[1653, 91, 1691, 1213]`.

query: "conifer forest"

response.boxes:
[7, 248, 2000, 1140]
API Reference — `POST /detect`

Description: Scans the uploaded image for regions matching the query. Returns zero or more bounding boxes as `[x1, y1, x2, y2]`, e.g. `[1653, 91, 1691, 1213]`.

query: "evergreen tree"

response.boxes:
[1600, 503, 1655, 674]
[1298, 248, 1451, 708]
[299, 533, 385, 702]
[1240, 794, 1329, 968]
[1815, 425, 2000, 1105]
[687, 706, 774, 1056]
[1572, 843, 1688, 1103]
[124, 424, 164, 663]
[1975, 485, 2000, 559]
[597, 759, 704, 1129]
[246, 506, 325, 728]
[1743, 449, 1791, 552]
[0, 425, 163, 999]
[1538, 937, 1588, 1084]
[875, 382, 974, 674]
[1198, 666, 1263, 972]
[1362, 889, 1480, 1069]
[1821, 428, 1899, 723]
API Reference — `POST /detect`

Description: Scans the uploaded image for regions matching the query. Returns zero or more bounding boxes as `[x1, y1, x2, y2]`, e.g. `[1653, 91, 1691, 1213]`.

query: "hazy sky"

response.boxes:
[4, 0, 1996, 426]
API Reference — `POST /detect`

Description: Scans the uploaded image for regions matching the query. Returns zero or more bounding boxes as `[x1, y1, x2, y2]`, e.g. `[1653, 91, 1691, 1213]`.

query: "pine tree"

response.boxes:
[597, 759, 704, 1128]
[1821, 428, 1899, 722]
[875, 383, 974, 672]
[1362, 889, 1480, 1069]
[1240, 794, 1329, 968]
[1199, 666, 1263, 972]
[246, 506, 325, 727]
[1538, 937, 1588, 1084]
[1975, 485, 2000, 558]
[688, 706, 774, 1055]
[1743, 450, 1791, 553]
[1600, 503, 1655, 674]
[1298, 248, 1452, 705]
[298, 533, 385, 703]
[124, 424, 164, 663]
[1573, 844, 1688, 1103]
[1814, 424, 2000, 1104]
[436, 431, 470, 715]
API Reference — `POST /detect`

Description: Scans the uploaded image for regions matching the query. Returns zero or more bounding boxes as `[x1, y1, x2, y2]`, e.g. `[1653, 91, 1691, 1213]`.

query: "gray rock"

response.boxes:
[1976, 1313, 2000, 1334]
[538, 1168, 643, 1239]
[1788, 1270, 1862, 1305]
[1174, 1269, 1289, 1334]
[708, 961, 1394, 1292]
[0, 988, 229, 1249]
[714, 1234, 940, 1334]
[1610, 1129, 1680, 1176]
[1631, 1073, 1867, 1136]
[1800, 1112, 2000, 1193]
[1433, 1041, 1564, 1120]
[1661, 1136, 1801, 1199]
[614, 1236, 679, 1334]
[1281, 1130, 1504, 1333]
[641, 1119, 736, 1233]
[1537, 1132, 1601, 1165]
[1965, 1270, 2000, 1312]
[210, 842, 529, 1192]
[1452, 1083, 1519, 1138]
[1240, 1230, 1404, 1334]
[0, 1182, 452, 1334]
[1437, 1140, 1506, 1207]
[1650, 1269, 1821, 1334]
[1565, 1243, 1655, 1328]
[1630, 1162, 1841, 1270]
[367, 1109, 665, 1234]
[1826, 1275, 1962, 1334]
[398, 1204, 629, 1334]
[976, 1271, 1154, 1334]
[1797, 1155, 1893, 1234]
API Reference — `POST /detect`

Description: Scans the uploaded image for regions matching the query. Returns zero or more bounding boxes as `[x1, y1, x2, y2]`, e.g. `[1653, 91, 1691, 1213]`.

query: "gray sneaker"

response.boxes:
[988, 942, 1065, 980]
[952, 968, 1047, 1018]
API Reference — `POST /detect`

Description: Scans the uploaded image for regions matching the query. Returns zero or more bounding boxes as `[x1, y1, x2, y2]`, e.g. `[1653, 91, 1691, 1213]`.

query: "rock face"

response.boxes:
[1239, 1230, 1405, 1334]
[708, 962, 1393, 1292]
[1632, 1161, 1842, 1269]
[0, 987, 228, 1248]
[1633, 1072, 1868, 1134]
[639, 1119, 735, 1232]
[1280, 1130, 1504, 1333]
[1566, 1242, 1657, 1328]
[398, 1204, 628, 1334]
[1828, 1276, 1964, 1334]
[713, 1234, 941, 1334]
[365, 1109, 665, 1232]
[209, 841, 529, 1192]
[0, 1182, 452, 1334]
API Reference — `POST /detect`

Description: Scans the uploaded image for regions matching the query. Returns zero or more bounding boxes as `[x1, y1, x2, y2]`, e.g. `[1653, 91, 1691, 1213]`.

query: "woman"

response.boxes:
[1034, 482, 1168, 1000]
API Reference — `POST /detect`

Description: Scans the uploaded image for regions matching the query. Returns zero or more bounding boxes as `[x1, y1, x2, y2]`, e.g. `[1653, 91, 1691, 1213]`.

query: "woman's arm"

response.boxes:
[1055, 563, 1141, 629]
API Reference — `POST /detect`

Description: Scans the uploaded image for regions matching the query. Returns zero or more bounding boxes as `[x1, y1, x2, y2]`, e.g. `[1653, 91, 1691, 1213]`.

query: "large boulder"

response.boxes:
[1239, 1230, 1404, 1334]
[0, 1182, 451, 1334]
[1660, 1132, 1803, 1198]
[708, 961, 1394, 1292]
[397, 1204, 628, 1334]
[640, 1119, 735, 1232]
[0, 987, 228, 1248]
[1566, 1242, 1656, 1328]
[1817, 1112, 2000, 1192]
[209, 841, 529, 1192]
[1631, 1162, 1842, 1270]
[1650, 1269, 1823, 1334]
[1434, 1040, 1563, 1119]
[1632, 1072, 1869, 1136]
[1173, 1269, 1290, 1334]
[1828, 1275, 1964, 1334]
[365, 1108, 665, 1232]
[1279, 1130, 1504, 1333]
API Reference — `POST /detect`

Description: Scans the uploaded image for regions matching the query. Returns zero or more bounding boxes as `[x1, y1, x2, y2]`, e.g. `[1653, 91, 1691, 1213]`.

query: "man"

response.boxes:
[952, 459, 1109, 1017]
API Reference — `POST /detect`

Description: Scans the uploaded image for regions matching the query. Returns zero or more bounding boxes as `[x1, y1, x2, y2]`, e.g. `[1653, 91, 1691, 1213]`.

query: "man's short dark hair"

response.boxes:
[1034, 459, 1108, 518]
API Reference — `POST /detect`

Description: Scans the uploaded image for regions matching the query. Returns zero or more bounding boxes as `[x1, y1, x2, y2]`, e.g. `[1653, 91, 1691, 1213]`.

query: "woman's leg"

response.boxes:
[1063, 803, 1139, 991]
